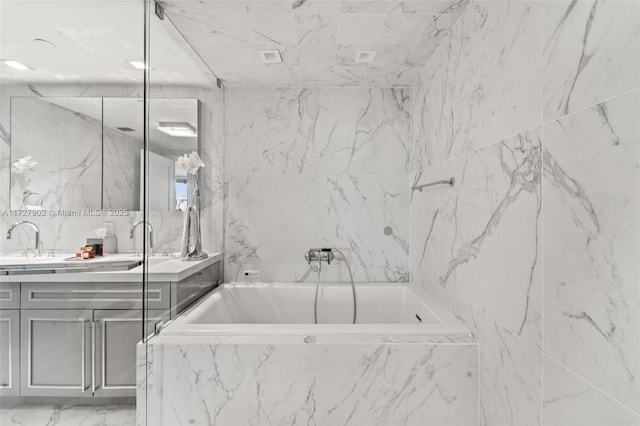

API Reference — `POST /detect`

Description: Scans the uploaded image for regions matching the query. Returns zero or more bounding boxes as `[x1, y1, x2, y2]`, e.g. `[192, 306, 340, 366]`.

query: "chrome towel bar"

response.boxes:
[411, 177, 455, 192]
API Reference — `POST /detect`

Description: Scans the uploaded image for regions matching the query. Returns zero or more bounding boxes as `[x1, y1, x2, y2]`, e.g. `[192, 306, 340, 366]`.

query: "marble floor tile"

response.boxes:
[0, 405, 135, 426]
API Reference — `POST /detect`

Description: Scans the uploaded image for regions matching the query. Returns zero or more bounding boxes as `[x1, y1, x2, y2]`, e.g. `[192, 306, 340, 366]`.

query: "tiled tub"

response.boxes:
[138, 283, 478, 426]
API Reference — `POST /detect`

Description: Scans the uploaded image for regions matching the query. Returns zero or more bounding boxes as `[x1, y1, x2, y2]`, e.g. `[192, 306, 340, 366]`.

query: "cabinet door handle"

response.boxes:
[91, 321, 97, 394]
[82, 319, 90, 392]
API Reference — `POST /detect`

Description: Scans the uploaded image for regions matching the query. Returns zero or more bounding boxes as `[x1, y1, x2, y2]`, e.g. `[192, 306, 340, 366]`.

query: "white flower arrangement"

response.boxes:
[11, 156, 37, 174]
[178, 151, 205, 175]
[178, 151, 204, 175]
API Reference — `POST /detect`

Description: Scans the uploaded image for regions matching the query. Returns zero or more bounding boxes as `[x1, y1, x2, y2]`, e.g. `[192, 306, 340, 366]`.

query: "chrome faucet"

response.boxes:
[6, 221, 41, 256]
[130, 220, 154, 253]
[305, 248, 335, 265]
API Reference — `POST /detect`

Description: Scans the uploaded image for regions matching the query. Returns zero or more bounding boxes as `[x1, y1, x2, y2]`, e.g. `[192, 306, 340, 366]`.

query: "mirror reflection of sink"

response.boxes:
[0, 253, 183, 276]
[0, 257, 60, 268]
[0, 256, 145, 276]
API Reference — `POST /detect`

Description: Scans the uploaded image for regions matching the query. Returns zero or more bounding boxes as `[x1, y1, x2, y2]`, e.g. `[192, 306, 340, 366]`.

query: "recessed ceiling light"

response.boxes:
[258, 50, 283, 64]
[158, 122, 197, 137]
[128, 60, 147, 70]
[354, 51, 377, 64]
[1, 60, 32, 71]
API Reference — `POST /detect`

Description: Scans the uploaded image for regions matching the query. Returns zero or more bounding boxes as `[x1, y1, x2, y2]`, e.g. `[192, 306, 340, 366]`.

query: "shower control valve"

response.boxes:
[305, 248, 335, 265]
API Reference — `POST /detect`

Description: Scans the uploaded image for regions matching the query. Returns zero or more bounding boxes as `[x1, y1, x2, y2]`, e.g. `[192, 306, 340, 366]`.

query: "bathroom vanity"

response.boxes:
[0, 253, 222, 399]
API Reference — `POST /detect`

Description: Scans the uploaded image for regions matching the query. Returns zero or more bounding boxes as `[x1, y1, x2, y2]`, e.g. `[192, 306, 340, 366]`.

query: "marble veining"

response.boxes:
[159, 0, 471, 86]
[225, 87, 411, 283]
[437, 130, 542, 347]
[543, 356, 640, 426]
[410, 0, 541, 165]
[0, 405, 135, 426]
[142, 341, 478, 426]
[10, 97, 103, 210]
[317, 344, 477, 426]
[102, 126, 143, 210]
[0, 84, 224, 256]
[149, 344, 317, 426]
[543, 0, 640, 122]
[425, 282, 542, 426]
[543, 90, 640, 412]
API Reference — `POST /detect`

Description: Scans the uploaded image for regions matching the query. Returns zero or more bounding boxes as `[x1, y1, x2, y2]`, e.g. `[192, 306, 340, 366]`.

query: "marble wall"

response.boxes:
[224, 87, 411, 283]
[409, 1, 640, 425]
[103, 126, 143, 211]
[10, 97, 104, 210]
[0, 84, 224, 256]
[140, 335, 478, 426]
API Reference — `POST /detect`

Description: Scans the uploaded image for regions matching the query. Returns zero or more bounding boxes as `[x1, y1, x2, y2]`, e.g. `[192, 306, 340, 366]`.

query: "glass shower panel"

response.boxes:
[0, 1, 147, 423]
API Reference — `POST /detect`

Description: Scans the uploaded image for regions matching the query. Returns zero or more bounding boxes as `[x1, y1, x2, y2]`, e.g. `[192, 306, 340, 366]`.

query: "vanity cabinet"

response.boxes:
[0, 282, 20, 396]
[0, 309, 19, 396]
[20, 309, 93, 397]
[93, 309, 166, 397]
[19, 308, 170, 398]
[6, 259, 221, 399]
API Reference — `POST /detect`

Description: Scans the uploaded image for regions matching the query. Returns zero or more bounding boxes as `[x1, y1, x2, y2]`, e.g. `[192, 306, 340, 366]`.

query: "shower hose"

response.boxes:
[314, 248, 357, 325]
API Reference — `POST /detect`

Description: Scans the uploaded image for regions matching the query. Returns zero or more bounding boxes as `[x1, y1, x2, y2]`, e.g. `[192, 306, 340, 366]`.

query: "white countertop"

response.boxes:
[0, 252, 222, 283]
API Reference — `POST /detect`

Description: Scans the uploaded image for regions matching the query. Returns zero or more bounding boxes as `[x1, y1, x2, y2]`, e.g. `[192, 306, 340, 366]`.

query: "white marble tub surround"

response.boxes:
[140, 283, 477, 426]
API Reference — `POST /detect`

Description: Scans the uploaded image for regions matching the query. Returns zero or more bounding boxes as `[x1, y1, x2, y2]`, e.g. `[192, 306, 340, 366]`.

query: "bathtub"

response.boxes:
[143, 283, 478, 425]
[162, 282, 468, 336]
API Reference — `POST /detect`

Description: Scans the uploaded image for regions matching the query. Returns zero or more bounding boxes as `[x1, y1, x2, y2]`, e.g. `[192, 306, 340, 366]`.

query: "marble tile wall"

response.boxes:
[160, 0, 470, 87]
[103, 126, 143, 211]
[141, 339, 478, 426]
[224, 87, 412, 283]
[0, 84, 224, 256]
[409, 0, 640, 425]
[10, 97, 103, 210]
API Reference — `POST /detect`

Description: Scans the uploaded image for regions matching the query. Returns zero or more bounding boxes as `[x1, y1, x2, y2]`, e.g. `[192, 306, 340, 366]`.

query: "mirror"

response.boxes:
[9, 96, 199, 211]
[10, 97, 103, 210]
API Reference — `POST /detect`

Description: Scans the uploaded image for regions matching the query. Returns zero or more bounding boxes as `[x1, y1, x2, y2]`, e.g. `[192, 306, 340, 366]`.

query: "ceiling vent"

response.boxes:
[258, 49, 283, 64]
[354, 51, 377, 64]
[116, 127, 135, 132]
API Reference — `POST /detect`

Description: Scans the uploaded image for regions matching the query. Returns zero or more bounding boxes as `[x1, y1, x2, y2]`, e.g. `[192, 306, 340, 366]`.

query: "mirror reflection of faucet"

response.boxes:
[130, 220, 154, 254]
[6, 221, 42, 257]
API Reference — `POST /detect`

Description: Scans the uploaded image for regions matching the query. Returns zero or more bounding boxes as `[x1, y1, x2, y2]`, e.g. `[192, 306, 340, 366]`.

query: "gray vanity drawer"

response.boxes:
[0, 283, 20, 309]
[172, 262, 221, 316]
[21, 282, 170, 310]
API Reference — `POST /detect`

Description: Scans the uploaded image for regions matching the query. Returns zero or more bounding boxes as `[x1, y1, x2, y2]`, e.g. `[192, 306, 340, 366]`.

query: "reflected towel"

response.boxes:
[181, 206, 199, 258]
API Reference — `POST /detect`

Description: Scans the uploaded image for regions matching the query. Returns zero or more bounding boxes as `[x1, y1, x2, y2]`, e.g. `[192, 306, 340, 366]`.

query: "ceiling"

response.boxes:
[0, 0, 214, 86]
[103, 97, 198, 155]
[41, 97, 198, 155]
[160, 0, 470, 87]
